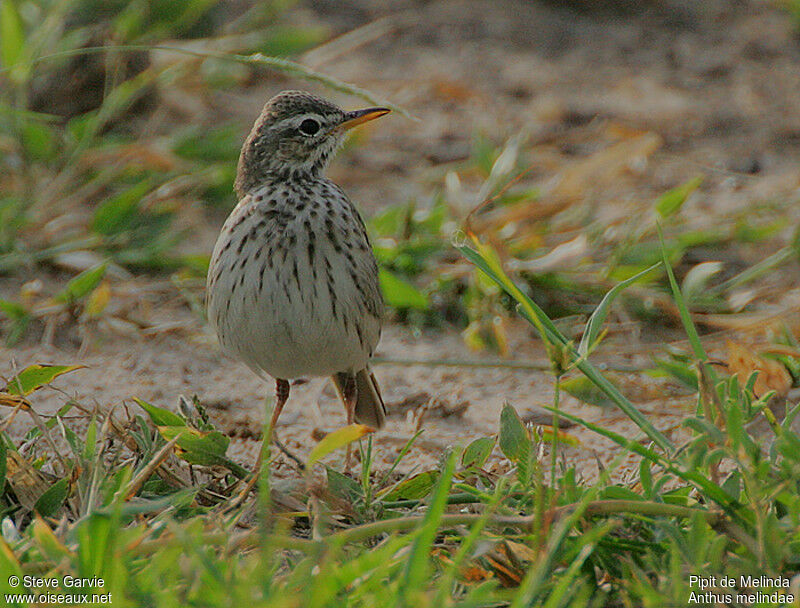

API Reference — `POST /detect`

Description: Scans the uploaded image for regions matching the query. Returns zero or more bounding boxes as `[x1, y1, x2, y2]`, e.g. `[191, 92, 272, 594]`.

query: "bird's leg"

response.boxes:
[337, 372, 358, 471]
[271, 378, 291, 431]
[231, 378, 290, 507]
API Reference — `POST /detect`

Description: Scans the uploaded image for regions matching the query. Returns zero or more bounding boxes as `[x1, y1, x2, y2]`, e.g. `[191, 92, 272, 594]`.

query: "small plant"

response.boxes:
[0, 0, 399, 346]
[2, 4, 800, 605]
[3, 314, 799, 605]
[0, 0, 329, 271]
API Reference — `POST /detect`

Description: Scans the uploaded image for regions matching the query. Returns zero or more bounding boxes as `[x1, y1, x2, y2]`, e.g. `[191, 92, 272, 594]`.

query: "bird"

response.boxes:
[206, 90, 389, 472]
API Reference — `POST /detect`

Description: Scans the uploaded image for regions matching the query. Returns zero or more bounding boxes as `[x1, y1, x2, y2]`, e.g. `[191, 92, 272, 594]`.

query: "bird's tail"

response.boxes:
[333, 368, 386, 429]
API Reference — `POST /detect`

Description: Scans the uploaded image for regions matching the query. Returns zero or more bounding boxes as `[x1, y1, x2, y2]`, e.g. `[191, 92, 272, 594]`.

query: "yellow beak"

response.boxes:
[337, 107, 390, 131]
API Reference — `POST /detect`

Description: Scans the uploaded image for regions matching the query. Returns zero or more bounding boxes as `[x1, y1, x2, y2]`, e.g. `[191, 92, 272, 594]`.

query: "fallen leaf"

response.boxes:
[432, 79, 477, 102]
[727, 340, 792, 398]
[460, 564, 493, 583]
[0, 392, 30, 410]
[308, 424, 374, 467]
[5, 450, 56, 511]
[4, 364, 86, 396]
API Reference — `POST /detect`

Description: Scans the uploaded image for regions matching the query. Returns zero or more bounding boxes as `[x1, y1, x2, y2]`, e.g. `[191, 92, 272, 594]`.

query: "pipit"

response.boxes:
[206, 90, 389, 475]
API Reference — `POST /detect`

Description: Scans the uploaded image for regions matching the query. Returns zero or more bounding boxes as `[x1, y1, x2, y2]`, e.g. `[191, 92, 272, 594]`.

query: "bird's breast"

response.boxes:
[206, 180, 382, 379]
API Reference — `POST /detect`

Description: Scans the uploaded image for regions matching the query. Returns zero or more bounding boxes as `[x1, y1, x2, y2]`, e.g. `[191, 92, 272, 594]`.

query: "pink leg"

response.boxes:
[270, 378, 290, 430]
[337, 372, 358, 471]
[232, 379, 290, 506]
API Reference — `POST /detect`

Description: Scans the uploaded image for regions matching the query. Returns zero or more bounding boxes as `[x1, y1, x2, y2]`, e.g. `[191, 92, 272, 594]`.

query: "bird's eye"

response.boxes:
[299, 118, 320, 135]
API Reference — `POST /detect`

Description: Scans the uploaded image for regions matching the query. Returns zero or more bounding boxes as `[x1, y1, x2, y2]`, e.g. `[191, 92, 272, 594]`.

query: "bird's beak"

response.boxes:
[337, 107, 390, 131]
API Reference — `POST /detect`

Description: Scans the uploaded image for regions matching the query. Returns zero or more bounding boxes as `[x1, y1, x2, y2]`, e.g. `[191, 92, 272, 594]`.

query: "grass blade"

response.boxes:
[401, 450, 457, 601]
[580, 263, 661, 355]
[547, 407, 740, 517]
[656, 225, 707, 362]
[459, 244, 673, 452]
[12, 44, 412, 119]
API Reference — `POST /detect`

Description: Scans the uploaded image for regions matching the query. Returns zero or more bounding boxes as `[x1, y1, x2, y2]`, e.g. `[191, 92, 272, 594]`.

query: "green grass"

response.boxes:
[2, 1, 800, 605]
[0, 0, 406, 346]
[2, 2, 797, 348]
[2, 234, 799, 605]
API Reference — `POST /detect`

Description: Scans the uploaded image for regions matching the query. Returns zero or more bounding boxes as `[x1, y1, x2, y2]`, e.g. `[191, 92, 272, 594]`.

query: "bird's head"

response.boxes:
[235, 90, 389, 195]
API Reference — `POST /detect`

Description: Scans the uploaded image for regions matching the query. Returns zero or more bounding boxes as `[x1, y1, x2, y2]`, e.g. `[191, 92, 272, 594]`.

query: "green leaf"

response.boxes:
[260, 25, 327, 57]
[91, 181, 152, 236]
[4, 364, 85, 396]
[721, 470, 742, 502]
[378, 268, 429, 310]
[639, 459, 652, 497]
[307, 424, 373, 468]
[62, 424, 82, 458]
[652, 357, 698, 390]
[0, 0, 24, 70]
[0, 298, 27, 320]
[579, 263, 660, 355]
[369, 203, 408, 236]
[661, 485, 693, 506]
[683, 417, 724, 447]
[119, 487, 200, 517]
[173, 124, 241, 162]
[0, 298, 31, 346]
[461, 436, 495, 470]
[20, 121, 57, 161]
[471, 132, 499, 175]
[146, 0, 217, 34]
[82, 417, 97, 463]
[681, 261, 723, 302]
[77, 71, 155, 145]
[326, 467, 362, 502]
[134, 398, 185, 427]
[179, 254, 211, 277]
[0, 538, 23, 584]
[54, 263, 108, 304]
[158, 426, 230, 467]
[561, 376, 618, 408]
[478, 135, 522, 202]
[655, 175, 703, 219]
[499, 402, 531, 464]
[32, 517, 71, 561]
[458, 244, 674, 453]
[382, 471, 438, 502]
[34, 478, 70, 517]
[77, 511, 114, 576]
[548, 407, 740, 516]
[22, 402, 75, 443]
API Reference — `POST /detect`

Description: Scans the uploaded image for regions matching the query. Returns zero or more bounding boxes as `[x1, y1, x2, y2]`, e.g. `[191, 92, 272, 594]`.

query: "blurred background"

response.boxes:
[1, 0, 799, 474]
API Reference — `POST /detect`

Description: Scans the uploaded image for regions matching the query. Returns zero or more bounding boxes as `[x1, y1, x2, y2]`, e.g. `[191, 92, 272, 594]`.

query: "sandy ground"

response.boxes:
[3, 0, 800, 480]
[1, 296, 698, 481]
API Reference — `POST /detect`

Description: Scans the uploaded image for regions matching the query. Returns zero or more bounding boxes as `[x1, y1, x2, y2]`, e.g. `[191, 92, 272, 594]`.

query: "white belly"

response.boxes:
[206, 184, 382, 381]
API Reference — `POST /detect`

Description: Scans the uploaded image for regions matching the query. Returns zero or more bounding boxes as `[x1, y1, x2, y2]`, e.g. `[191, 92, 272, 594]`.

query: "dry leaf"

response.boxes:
[432, 79, 477, 102]
[546, 133, 662, 203]
[5, 450, 56, 511]
[85, 280, 112, 318]
[460, 564, 493, 583]
[0, 392, 31, 410]
[726, 340, 792, 398]
[481, 539, 539, 587]
[484, 554, 523, 587]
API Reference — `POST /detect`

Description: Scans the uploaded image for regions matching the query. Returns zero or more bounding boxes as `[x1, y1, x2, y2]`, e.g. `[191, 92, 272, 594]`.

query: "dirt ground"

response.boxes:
[3, 0, 800, 480]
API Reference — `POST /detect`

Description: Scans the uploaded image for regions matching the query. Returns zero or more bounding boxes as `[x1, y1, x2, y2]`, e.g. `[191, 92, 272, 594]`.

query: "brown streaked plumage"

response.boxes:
[206, 91, 390, 477]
